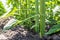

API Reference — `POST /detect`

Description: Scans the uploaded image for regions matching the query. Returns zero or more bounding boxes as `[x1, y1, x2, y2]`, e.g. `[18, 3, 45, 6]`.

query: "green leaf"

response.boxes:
[46, 24, 60, 35]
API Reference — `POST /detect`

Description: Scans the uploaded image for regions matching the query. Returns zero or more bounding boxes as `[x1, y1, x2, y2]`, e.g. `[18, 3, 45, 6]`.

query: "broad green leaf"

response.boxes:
[46, 24, 60, 35]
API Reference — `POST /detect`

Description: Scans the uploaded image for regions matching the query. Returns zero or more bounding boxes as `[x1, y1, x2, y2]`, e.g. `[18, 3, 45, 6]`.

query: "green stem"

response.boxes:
[35, 0, 39, 33]
[27, 0, 32, 27]
[40, 0, 46, 37]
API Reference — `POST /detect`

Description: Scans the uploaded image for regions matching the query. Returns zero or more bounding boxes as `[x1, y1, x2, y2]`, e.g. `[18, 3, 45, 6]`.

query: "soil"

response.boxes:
[41, 33, 60, 40]
[0, 16, 13, 29]
[1, 24, 60, 40]
[0, 17, 60, 40]
[0, 17, 40, 40]
[0, 25, 40, 40]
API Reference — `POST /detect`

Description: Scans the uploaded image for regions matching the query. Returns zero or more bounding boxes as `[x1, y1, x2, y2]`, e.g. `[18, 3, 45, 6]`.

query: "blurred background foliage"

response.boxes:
[0, 2, 6, 16]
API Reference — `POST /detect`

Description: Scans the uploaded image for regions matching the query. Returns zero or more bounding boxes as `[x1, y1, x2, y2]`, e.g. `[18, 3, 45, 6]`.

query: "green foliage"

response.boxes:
[7, 0, 19, 8]
[0, 0, 60, 37]
[0, 7, 17, 18]
[46, 24, 60, 35]
[35, 0, 39, 33]
[0, 2, 6, 16]
[7, 0, 40, 31]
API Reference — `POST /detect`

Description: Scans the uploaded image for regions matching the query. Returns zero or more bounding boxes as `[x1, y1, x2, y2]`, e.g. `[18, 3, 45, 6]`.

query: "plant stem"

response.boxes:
[40, 0, 46, 37]
[35, 0, 39, 33]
